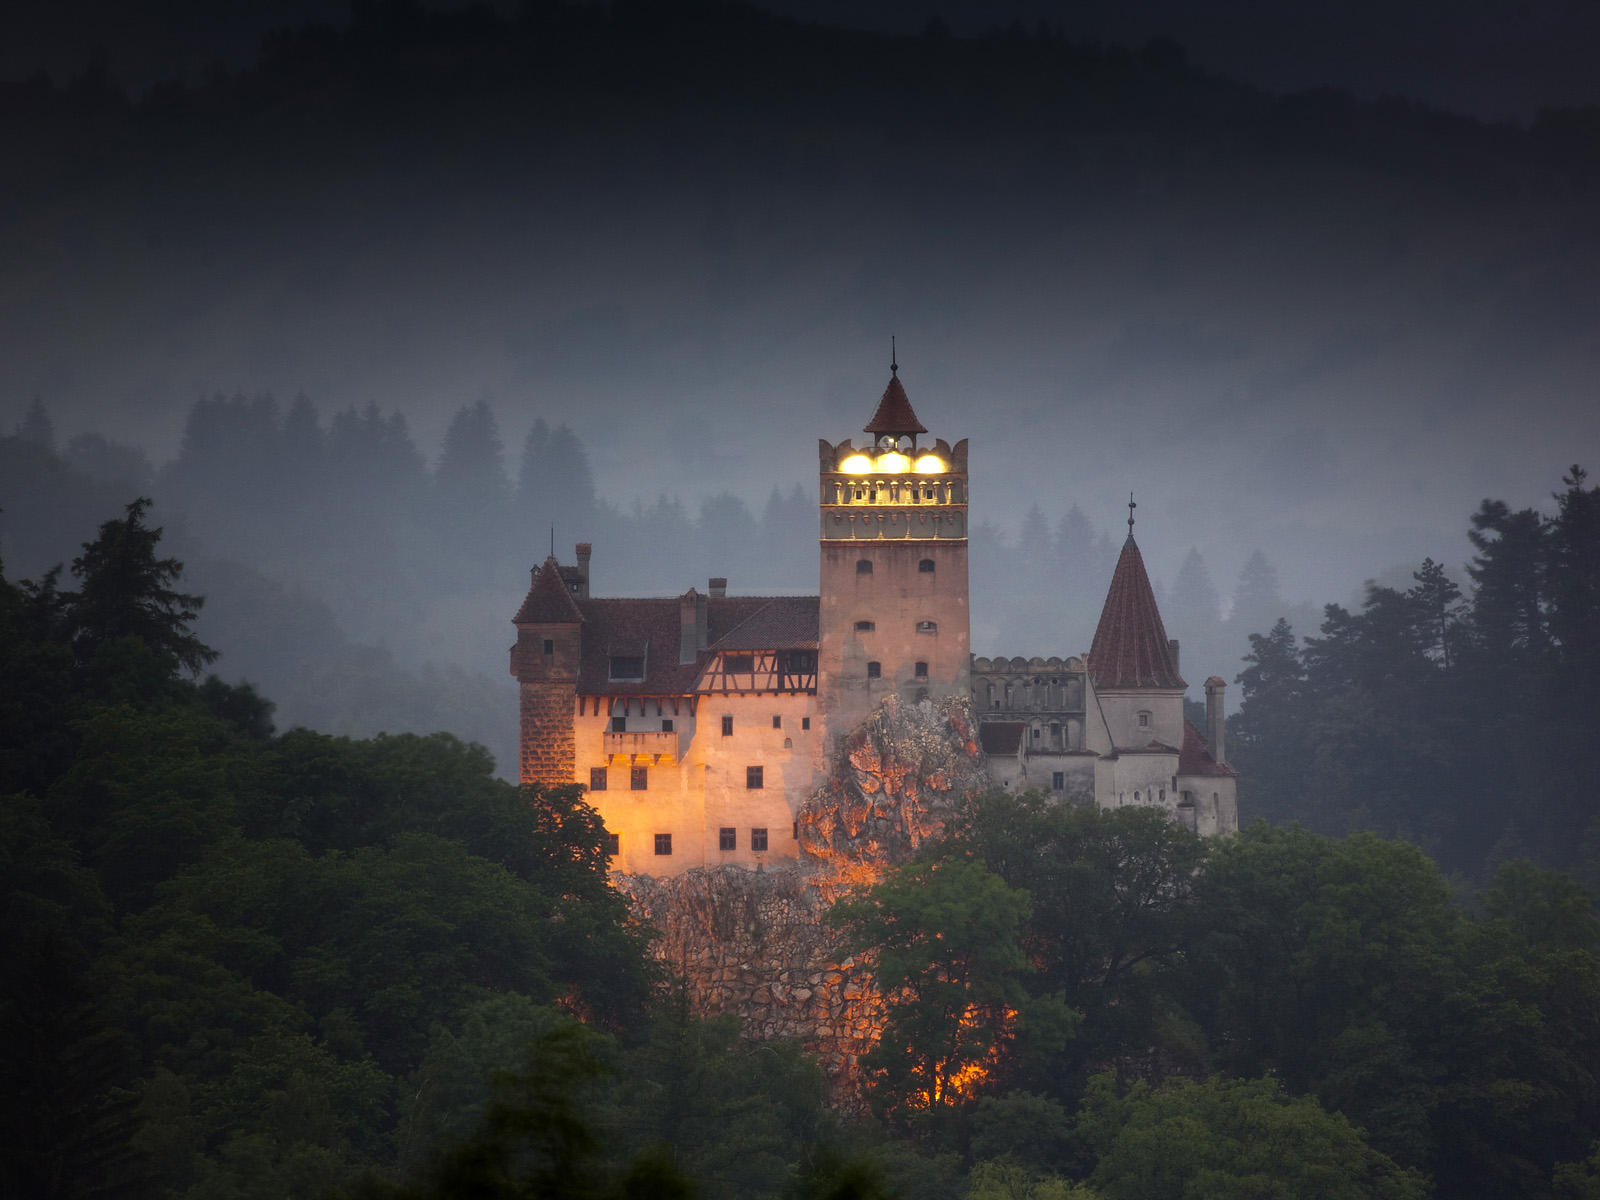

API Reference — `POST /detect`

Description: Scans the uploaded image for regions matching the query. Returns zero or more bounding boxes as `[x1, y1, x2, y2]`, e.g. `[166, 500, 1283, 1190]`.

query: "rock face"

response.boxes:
[615, 695, 989, 1104]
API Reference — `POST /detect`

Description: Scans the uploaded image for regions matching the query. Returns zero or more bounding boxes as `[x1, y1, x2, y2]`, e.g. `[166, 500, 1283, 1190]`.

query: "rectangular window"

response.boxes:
[725, 653, 755, 673]
[543, 638, 554, 654]
[747, 766, 764, 789]
[1052, 771, 1065, 790]
[603, 832, 619, 856]
[866, 661, 881, 679]
[750, 827, 768, 852]
[609, 655, 645, 680]
[914, 661, 928, 679]
[721, 715, 733, 736]
[661, 718, 674, 732]
[631, 765, 648, 791]
[855, 620, 875, 632]
[611, 716, 627, 732]
[654, 833, 672, 855]
[589, 767, 607, 791]
[772, 715, 782, 729]
[719, 827, 736, 851]
[916, 620, 937, 634]
[801, 717, 810, 730]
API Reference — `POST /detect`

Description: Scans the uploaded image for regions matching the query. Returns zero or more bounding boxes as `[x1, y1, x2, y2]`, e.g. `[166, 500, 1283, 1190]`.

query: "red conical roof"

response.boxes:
[1088, 536, 1186, 689]
[513, 555, 585, 624]
[864, 372, 927, 437]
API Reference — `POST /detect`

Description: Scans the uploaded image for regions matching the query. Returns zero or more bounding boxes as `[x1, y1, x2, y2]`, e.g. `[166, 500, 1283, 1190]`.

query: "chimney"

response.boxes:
[574, 543, 592, 599]
[1205, 676, 1227, 765]
[708, 577, 727, 599]
[678, 588, 707, 664]
[1168, 639, 1180, 674]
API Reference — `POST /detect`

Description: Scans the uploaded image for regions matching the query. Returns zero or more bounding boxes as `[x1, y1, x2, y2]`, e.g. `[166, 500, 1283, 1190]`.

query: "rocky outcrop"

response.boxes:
[616, 695, 989, 1104]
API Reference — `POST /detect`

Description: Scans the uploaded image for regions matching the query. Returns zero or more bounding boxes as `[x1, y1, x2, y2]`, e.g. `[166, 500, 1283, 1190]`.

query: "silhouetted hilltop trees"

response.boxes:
[1231, 467, 1600, 882]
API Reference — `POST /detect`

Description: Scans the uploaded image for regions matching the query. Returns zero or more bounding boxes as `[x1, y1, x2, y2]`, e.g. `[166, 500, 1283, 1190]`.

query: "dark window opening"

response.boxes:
[915, 661, 928, 679]
[610, 655, 645, 680]
[1032, 727, 1041, 739]
[856, 559, 873, 575]
[719, 827, 736, 851]
[792, 821, 799, 840]
[747, 766, 764, 789]
[918, 558, 935, 573]
[801, 717, 811, 730]
[611, 716, 627, 732]
[589, 767, 607, 791]
[543, 638, 554, 654]
[721, 715, 733, 736]
[751, 828, 769, 852]
[631, 766, 648, 791]
[661, 718, 674, 732]
[855, 620, 875, 632]
[1052, 772, 1065, 790]
[725, 653, 754, 673]
[654, 833, 672, 855]
[604, 832, 619, 856]
[772, 715, 782, 729]
[916, 620, 937, 634]
[866, 661, 881, 679]
[1138, 711, 1151, 728]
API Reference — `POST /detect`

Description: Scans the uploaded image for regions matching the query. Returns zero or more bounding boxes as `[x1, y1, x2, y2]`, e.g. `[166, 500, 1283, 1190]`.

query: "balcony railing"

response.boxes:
[604, 730, 679, 761]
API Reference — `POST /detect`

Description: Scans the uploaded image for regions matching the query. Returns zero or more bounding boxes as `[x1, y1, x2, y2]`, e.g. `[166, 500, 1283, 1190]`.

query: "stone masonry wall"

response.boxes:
[616, 694, 989, 1106]
[519, 680, 575, 786]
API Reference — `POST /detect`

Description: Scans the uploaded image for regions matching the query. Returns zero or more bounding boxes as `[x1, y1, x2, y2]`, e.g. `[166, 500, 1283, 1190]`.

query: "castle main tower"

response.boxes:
[818, 360, 970, 737]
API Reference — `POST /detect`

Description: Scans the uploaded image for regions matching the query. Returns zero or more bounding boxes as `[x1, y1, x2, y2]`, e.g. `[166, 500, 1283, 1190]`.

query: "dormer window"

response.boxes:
[609, 655, 645, 681]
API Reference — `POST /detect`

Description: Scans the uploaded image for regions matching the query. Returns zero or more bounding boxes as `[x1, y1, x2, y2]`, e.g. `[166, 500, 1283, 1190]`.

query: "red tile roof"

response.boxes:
[565, 595, 819, 695]
[512, 556, 585, 624]
[864, 373, 927, 437]
[1179, 720, 1236, 777]
[1088, 536, 1186, 689]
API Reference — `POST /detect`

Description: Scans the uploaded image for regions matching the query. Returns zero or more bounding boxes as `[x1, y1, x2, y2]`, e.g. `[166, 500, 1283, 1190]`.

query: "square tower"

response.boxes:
[818, 364, 970, 736]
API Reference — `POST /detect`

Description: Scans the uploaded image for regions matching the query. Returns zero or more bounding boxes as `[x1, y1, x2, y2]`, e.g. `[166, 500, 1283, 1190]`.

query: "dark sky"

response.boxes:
[3, 0, 1598, 630]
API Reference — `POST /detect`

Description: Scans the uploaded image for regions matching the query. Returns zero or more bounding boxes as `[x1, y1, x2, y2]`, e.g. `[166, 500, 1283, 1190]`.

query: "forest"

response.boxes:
[4, 481, 1600, 1198]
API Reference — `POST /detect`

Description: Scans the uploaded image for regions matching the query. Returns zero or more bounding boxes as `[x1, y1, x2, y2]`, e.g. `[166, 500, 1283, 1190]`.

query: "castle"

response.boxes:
[511, 365, 1236, 874]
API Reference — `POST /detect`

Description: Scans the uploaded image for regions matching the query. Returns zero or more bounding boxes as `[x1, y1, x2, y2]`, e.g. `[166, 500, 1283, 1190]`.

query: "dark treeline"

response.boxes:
[10, 500, 1600, 1200]
[1230, 466, 1600, 884]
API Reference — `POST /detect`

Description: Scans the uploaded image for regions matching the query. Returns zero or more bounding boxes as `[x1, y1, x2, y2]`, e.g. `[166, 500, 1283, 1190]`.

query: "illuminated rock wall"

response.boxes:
[616, 694, 989, 1104]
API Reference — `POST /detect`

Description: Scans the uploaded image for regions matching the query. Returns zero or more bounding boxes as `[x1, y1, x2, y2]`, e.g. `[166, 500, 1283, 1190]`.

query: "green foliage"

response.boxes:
[1075, 1073, 1428, 1200]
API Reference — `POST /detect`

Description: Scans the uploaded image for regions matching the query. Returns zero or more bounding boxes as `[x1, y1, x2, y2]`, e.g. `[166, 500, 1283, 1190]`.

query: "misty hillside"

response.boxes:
[3, 0, 1595, 776]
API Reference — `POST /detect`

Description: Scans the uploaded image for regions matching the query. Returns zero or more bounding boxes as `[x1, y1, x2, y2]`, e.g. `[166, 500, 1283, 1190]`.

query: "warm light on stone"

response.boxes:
[913, 454, 945, 474]
[874, 450, 911, 473]
[840, 453, 874, 473]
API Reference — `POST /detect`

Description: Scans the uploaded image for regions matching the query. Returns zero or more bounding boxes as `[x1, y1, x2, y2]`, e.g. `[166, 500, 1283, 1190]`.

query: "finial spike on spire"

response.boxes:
[549, 526, 555, 557]
[890, 335, 898, 376]
[1127, 492, 1137, 535]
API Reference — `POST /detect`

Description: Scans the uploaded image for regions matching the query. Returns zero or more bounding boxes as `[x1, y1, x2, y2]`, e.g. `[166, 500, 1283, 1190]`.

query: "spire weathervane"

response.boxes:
[550, 526, 555, 557]
[1127, 492, 1137, 535]
[890, 335, 898, 376]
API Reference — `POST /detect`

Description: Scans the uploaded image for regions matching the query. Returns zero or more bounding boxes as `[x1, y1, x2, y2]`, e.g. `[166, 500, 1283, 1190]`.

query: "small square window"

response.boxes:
[721, 715, 733, 736]
[914, 661, 928, 679]
[719, 827, 736, 851]
[590, 767, 607, 791]
[1052, 771, 1065, 790]
[801, 717, 810, 730]
[750, 827, 768, 852]
[604, 832, 620, 856]
[631, 765, 648, 791]
[918, 558, 935, 573]
[661, 718, 674, 732]
[611, 716, 627, 732]
[654, 833, 672, 855]
[772, 715, 782, 729]
[856, 559, 873, 575]
[867, 661, 881, 679]
[747, 766, 764, 789]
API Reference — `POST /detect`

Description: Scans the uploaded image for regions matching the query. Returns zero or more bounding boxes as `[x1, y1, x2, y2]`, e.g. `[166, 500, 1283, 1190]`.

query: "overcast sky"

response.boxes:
[4, 0, 1597, 615]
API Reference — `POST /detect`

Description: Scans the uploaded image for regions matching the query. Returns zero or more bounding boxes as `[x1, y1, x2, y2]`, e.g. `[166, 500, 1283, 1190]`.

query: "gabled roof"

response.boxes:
[1088, 535, 1186, 689]
[1179, 720, 1236, 777]
[573, 594, 819, 695]
[513, 556, 585, 624]
[711, 597, 820, 650]
[864, 373, 927, 437]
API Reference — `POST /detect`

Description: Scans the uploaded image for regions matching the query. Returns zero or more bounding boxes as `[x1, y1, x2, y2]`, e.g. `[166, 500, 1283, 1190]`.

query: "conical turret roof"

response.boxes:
[1088, 535, 1186, 689]
[513, 555, 585, 624]
[864, 371, 927, 438]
